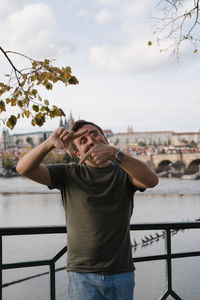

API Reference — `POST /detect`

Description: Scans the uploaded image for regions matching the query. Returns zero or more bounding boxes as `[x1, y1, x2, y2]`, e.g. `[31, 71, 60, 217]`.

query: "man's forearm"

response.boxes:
[119, 155, 158, 188]
[109, 146, 158, 189]
[16, 139, 54, 176]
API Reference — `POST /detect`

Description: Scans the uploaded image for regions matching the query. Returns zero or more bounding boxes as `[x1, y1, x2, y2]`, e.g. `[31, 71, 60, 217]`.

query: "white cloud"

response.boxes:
[95, 9, 112, 24]
[0, 0, 25, 18]
[76, 8, 112, 25]
[122, 1, 154, 17]
[0, 3, 74, 58]
[97, 0, 119, 3]
[89, 39, 172, 72]
[76, 9, 89, 18]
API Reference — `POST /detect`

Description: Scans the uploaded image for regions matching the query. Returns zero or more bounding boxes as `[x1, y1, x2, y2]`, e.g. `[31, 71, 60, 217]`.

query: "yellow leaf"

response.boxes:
[6, 115, 17, 130]
[44, 99, 49, 105]
[194, 49, 198, 53]
[66, 66, 72, 73]
[148, 41, 152, 46]
[25, 110, 30, 118]
[32, 89, 37, 96]
[32, 105, 39, 112]
[32, 61, 37, 69]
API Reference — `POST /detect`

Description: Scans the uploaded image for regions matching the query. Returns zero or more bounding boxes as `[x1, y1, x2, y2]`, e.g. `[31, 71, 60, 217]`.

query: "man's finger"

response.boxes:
[79, 148, 94, 165]
[72, 129, 88, 140]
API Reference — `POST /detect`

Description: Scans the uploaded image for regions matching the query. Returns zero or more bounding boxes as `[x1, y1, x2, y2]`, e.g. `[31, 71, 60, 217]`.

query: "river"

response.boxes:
[0, 176, 200, 300]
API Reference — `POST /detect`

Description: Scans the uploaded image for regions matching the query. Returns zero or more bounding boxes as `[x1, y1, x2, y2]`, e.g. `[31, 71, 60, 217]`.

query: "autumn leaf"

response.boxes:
[68, 76, 79, 85]
[0, 47, 78, 129]
[32, 89, 37, 96]
[32, 105, 39, 112]
[0, 100, 6, 113]
[44, 99, 49, 105]
[25, 110, 30, 118]
[46, 83, 53, 90]
[7, 115, 17, 130]
[17, 100, 23, 108]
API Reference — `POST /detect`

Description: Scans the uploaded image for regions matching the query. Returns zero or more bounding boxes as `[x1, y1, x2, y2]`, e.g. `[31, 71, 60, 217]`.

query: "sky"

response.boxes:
[0, 0, 199, 135]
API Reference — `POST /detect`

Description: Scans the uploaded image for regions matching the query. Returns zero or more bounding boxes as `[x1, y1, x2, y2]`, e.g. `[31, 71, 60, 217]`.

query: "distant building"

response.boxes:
[109, 131, 173, 147]
[108, 130, 200, 147]
[59, 111, 75, 130]
[103, 129, 113, 138]
[0, 129, 13, 150]
[172, 132, 200, 146]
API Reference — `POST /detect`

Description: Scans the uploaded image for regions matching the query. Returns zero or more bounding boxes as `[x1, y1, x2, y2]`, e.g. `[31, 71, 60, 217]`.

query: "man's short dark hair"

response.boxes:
[71, 120, 104, 151]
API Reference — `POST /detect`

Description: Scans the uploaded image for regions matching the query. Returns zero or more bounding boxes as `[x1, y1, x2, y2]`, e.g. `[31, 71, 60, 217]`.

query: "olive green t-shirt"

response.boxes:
[47, 162, 141, 275]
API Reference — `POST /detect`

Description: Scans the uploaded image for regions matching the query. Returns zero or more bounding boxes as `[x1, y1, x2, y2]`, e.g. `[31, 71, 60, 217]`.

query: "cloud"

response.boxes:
[97, 0, 119, 3]
[122, 1, 154, 17]
[95, 9, 113, 24]
[0, 3, 75, 58]
[76, 8, 112, 25]
[89, 39, 172, 73]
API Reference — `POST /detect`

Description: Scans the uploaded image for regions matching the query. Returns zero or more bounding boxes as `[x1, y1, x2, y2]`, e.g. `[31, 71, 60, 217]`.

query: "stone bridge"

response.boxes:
[136, 152, 200, 174]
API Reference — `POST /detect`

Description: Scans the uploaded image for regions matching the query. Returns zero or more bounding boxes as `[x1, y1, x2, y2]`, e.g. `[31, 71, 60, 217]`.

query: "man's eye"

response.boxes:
[80, 138, 86, 144]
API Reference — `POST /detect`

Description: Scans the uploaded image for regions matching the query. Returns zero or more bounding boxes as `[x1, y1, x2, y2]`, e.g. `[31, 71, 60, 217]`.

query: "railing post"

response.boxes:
[49, 263, 56, 300]
[166, 229, 172, 291]
[0, 235, 2, 300]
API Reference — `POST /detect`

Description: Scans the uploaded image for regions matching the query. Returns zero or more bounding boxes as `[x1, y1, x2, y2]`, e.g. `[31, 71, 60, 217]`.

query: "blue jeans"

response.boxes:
[67, 271, 135, 300]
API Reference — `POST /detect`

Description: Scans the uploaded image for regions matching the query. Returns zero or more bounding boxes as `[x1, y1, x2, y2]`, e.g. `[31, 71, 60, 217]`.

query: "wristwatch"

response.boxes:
[115, 150, 125, 163]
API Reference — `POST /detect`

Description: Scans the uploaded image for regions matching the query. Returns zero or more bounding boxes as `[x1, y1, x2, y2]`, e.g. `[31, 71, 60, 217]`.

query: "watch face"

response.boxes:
[116, 150, 124, 162]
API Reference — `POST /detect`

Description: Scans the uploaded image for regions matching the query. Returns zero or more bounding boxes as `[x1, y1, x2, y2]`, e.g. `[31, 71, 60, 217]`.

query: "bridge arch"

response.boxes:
[185, 159, 200, 174]
[156, 160, 172, 173]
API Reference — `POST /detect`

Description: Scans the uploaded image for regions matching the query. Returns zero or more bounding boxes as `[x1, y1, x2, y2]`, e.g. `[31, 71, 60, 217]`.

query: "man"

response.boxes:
[16, 119, 158, 300]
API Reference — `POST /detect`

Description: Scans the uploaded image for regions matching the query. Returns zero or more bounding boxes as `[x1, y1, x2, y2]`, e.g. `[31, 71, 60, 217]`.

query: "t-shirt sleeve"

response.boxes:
[127, 174, 146, 193]
[47, 164, 69, 190]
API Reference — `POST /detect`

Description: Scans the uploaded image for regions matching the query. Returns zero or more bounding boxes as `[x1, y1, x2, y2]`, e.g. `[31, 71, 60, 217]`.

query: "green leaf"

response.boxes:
[0, 100, 6, 113]
[32, 105, 39, 112]
[32, 89, 38, 96]
[17, 100, 23, 108]
[66, 66, 72, 73]
[46, 83, 53, 90]
[7, 115, 17, 130]
[68, 76, 79, 85]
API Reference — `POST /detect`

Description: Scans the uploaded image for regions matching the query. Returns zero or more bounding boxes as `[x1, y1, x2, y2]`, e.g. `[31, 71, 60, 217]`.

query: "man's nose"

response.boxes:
[88, 136, 95, 146]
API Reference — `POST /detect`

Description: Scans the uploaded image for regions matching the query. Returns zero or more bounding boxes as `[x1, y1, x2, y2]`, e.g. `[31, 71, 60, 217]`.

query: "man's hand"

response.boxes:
[48, 127, 88, 157]
[79, 135, 115, 166]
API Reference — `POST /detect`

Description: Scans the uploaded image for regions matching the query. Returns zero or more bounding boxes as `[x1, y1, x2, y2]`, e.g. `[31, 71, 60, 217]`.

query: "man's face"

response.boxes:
[74, 124, 108, 159]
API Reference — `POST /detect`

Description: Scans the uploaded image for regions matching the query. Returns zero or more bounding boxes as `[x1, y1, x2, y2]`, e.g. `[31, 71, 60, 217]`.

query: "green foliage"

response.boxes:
[2, 157, 15, 170]
[0, 47, 79, 130]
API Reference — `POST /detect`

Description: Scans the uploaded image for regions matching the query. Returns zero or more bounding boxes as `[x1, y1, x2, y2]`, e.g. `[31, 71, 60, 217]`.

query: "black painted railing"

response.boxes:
[0, 222, 200, 300]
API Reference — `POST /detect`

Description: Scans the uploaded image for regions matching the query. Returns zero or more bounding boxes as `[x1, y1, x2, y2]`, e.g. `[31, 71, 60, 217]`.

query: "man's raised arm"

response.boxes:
[16, 127, 88, 186]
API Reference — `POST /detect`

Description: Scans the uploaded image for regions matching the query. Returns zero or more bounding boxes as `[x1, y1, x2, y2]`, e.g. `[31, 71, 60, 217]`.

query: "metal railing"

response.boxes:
[0, 222, 200, 300]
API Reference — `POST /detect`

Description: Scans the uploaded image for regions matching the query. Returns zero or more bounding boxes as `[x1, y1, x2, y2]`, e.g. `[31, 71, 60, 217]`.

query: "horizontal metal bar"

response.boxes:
[2, 259, 50, 270]
[134, 250, 200, 263]
[130, 222, 200, 231]
[0, 226, 66, 236]
[134, 254, 167, 263]
[0, 222, 199, 237]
